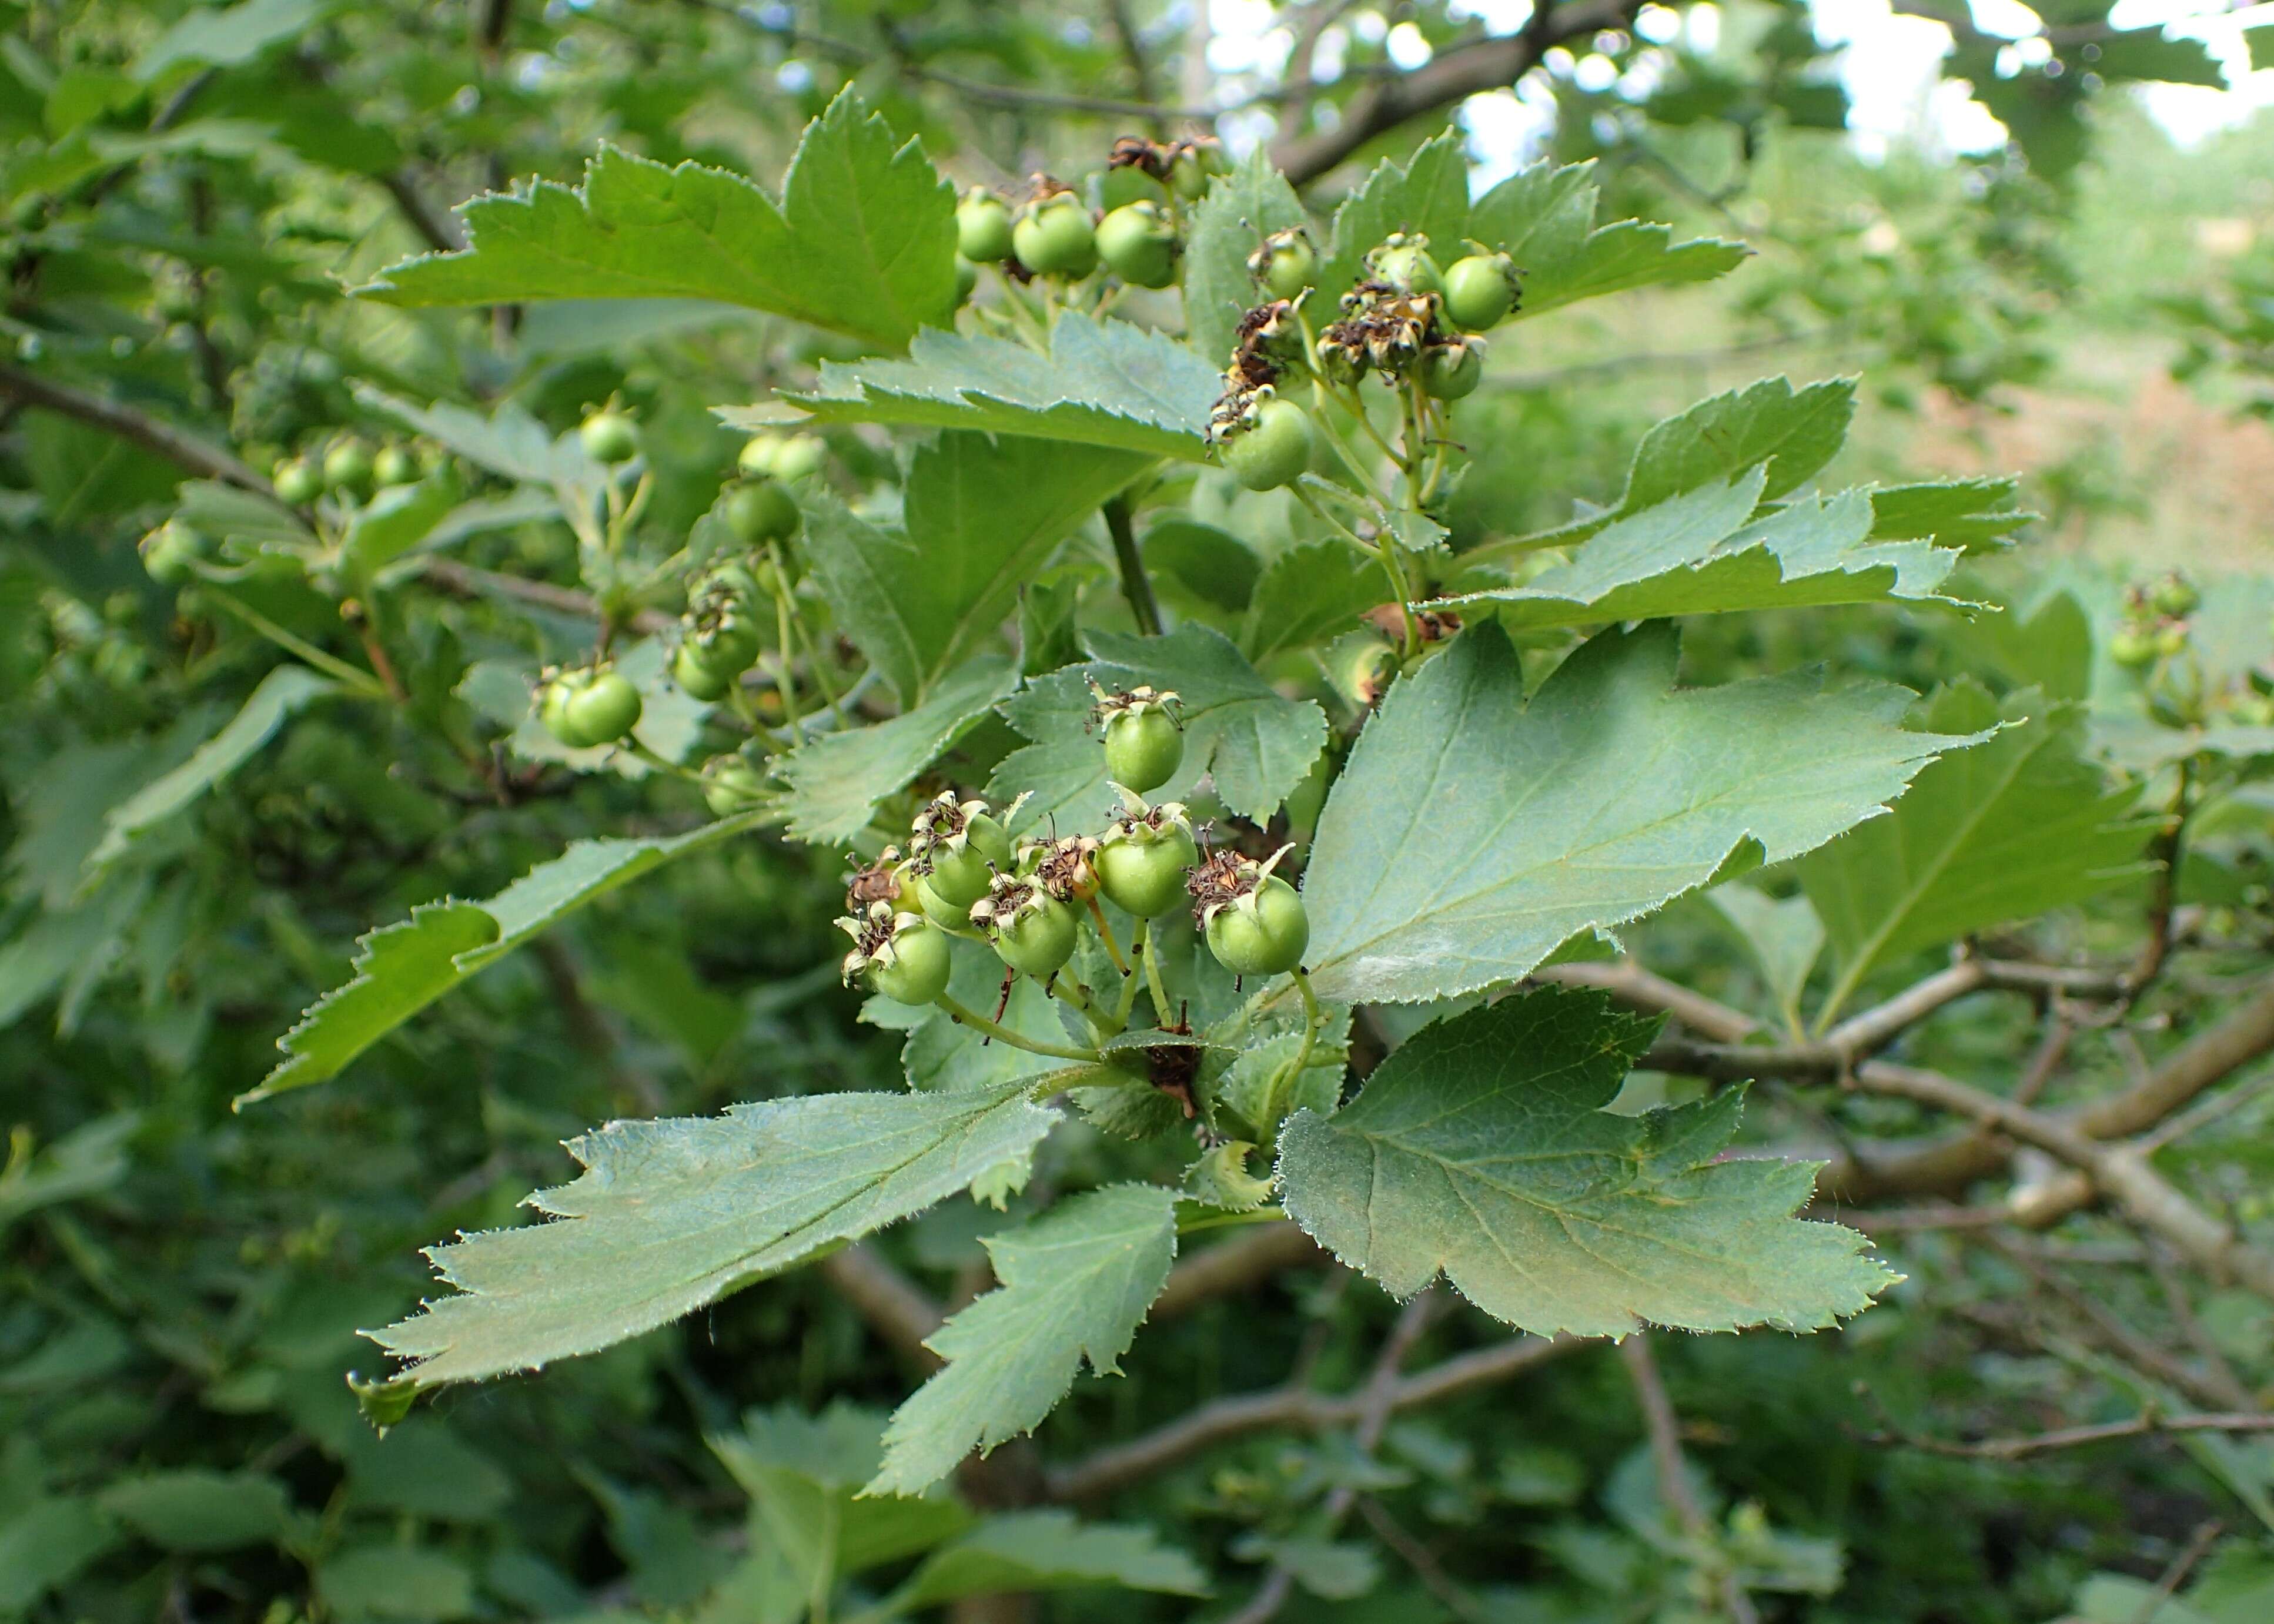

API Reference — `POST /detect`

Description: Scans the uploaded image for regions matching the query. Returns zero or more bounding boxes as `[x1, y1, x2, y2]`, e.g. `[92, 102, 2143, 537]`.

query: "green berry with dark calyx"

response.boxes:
[1367, 232, 1442, 297]
[2109, 628, 2158, 671]
[1248, 228, 1316, 300]
[971, 875, 1078, 981]
[1420, 336, 1485, 400]
[909, 789, 1020, 908]
[839, 902, 954, 1006]
[1020, 834, 1102, 906]
[1218, 395, 1312, 492]
[372, 444, 419, 487]
[1167, 138, 1227, 200]
[1013, 192, 1098, 279]
[1096, 794, 1199, 919]
[139, 521, 210, 587]
[1191, 845, 1309, 977]
[701, 754, 767, 815]
[567, 668, 642, 745]
[957, 187, 1016, 263]
[323, 438, 374, 493]
[273, 458, 322, 505]
[847, 845, 917, 913]
[1094, 683, 1184, 793]
[770, 433, 827, 483]
[1442, 249, 1519, 332]
[2151, 572, 2200, 618]
[725, 477, 799, 545]
[580, 409, 639, 464]
[1096, 201, 1179, 289]
[672, 639, 735, 701]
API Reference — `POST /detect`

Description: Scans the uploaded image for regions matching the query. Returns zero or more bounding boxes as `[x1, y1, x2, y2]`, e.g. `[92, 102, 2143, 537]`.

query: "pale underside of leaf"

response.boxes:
[776, 655, 1021, 842]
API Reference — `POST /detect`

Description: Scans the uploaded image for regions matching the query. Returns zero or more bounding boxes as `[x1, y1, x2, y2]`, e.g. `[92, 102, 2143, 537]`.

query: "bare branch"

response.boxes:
[0, 361, 271, 494]
[1623, 1335, 1759, 1624]
[820, 1243, 947, 1371]
[1535, 960, 1759, 1043]
[1152, 1220, 1324, 1319]
[1867, 1407, 2274, 1461]
[379, 169, 466, 253]
[417, 557, 676, 635]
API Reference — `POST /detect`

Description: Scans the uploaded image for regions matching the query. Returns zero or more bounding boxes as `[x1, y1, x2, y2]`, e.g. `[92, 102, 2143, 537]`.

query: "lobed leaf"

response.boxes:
[868, 1184, 1179, 1495]
[1295, 622, 1981, 1007]
[776, 654, 1021, 842]
[1276, 989, 1894, 1336]
[1318, 129, 1475, 304]
[357, 90, 957, 350]
[761, 310, 1219, 458]
[988, 622, 1327, 830]
[1242, 539, 1386, 663]
[243, 815, 765, 1105]
[1469, 156, 1750, 319]
[371, 1079, 1058, 1389]
[1183, 148, 1309, 369]
[886, 1511, 1209, 1608]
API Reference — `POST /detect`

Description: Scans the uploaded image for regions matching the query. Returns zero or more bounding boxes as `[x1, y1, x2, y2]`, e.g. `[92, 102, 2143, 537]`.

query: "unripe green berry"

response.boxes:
[564, 669, 641, 745]
[725, 478, 799, 545]
[701, 754, 767, 815]
[2109, 629, 2158, 671]
[580, 410, 639, 464]
[770, 433, 827, 483]
[372, 444, 419, 487]
[323, 439, 373, 493]
[1103, 708, 1183, 793]
[1096, 201, 1179, 289]
[1205, 875, 1309, 977]
[1442, 252, 1517, 331]
[865, 920, 953, 1004]
[1420, 338, 1484, 401]
[673, 641, 735, 701]
[1096, 821, 1198, 919]
[1219, 397, 1312, 492]
[986, 894, 1078, 980]
[1249, 229, 1316, 300]
[957, 188, 1016, 263]
[273, 458, 322, 505]
[2151, 572, 2200, 618]
[954, 253, 979, 305]
[1013, 194, 1098, 279]
[1368, 235, 1442, 297]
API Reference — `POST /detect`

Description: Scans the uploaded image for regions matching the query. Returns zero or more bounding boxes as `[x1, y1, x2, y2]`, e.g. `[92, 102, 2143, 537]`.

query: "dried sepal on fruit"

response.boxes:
[1319, 282, 1440, 384]
[1096, 792, 1199, 919]
[1248, 227, 1316, 300]
[845, 845, 915, 912]
[908, 789, 1021, 908]
[1093, 684, 1186, 793]
[1189, 843, 1309, 977]
[969, 871, 1079, 981]
[837, 901, 952, 1006]
[1020, 833, 1103, 905]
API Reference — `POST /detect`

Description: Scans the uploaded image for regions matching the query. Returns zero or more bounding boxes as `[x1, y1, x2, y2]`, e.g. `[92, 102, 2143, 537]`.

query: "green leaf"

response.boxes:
[353, 383, 602, 495]
[1704, 886, 1824, 1035]
[869, 1184, 1179, 1495]
[1242, 540, 1387, 662]
[317, 1546, 477, 1622]
[800, 430, 1151, 704]
[886, 1510, 1209, 1610]
[358, 90, 956, 351]
[989, 623, 1327, 829]
[777, 655, 1020, 842]
[761, 310, 1219, 458]
[1276, 989, 1894, 1335]
[176, 478, 313, 553]
[1183, 148, 1309, 367]
[0, 1497, 117, 1613]
[2252, 25, 2274, 75]
[1868, 477, 2031, 554]
[336, 473, 464, 579]
[98, 1471, 298, 1552]
[0, 1112, 138, 1237]
[371, 1080, 1058, 1389]
[87, 665, 336, 872]
[2091, 28, 2225, 87]
[1469, 157, 1750, 318]
[1795, 683, 2156, 1019]
[1295, 622, 1978, 1007]
[1445, 478, 1969, 629]
[1143, 518, 1262, 616]
[1319, 129, 1475, 309]
[133, 0, 336, 82]
[243, 813, 765, 1104]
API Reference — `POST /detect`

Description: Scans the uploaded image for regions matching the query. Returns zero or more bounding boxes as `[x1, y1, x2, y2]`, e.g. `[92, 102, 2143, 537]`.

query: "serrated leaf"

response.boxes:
[1294, 622, 1978, 1007]
[1444, 478, 1968, 628]
[1242, 540, 1387, 662]
[1319, 129, 1475, 307]
[887, 1510, 1208, 1608]
[88, 665, 336, 872]
[353, 383, 600, 492]
[133, 0, 336, 82]
[800, 431, 1150, 704]
[759, 310, 1218, 458]
[244, 814, 764, 1104]
[989, 623, 1327, 830]
[1868, 477, 2031, 554]
[1276, 989, 1893, 1335]
[337, 473, 461, 578]
[1795, 683, 2157, 1020]
[777, 654, 1020, 842]
[357, 90, 955, 349]
[175, 479, 312, 552]
[1469, 157, 1750, 318]
[868, 1184, 1179, 1495]
[97, 1471, 299, 1552]
[1183, 149, 1310, 367]
[0, 1497, 116, 1613]
[371, 1079, 1058, 1389]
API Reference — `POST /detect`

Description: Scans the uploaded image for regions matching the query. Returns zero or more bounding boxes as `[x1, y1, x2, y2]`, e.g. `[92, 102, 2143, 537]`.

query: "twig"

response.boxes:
[1102, 494, 1162, 637]
[1533, 961, 1758, 1043]
[819, 1243, 947, 1371]
[2139, 1521, 2223, 1622]
[379, 169, 466, 253]
[1152, 1221, 1325, 1319]
[1624, 1335, 1758, 1624]
[0, 362, 271, 494]
[1864, 1402, 2274, 1461]
[417, 557, 675, 635]
[1354, 1495, 1494, 1624]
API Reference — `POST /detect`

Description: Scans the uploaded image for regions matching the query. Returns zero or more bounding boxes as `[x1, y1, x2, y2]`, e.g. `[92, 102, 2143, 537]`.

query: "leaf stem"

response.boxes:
[1088, 896, 1133, 975]
[1115, 919, 1149, 1026]
[1260, 966, 1325, 1144]
[1142, 918, 1174, 1028]
[1177, 1204, 1288, 1236]
[201, 590, 389, 700]
[1103, 493, 1163, 636]
[772, 541, 847, 725]
[933, 994, 1101, 1063]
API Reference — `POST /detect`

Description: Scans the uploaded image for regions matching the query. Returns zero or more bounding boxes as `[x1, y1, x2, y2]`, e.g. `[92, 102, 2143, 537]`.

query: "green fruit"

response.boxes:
[1013, 195, 1098, 279]
[1219, 397, 1312, 492]
[1250, 229, 1315, 300]
[673, 641, 734, 701]
[1096, 823, 1197, 919]
[770, 433, 827, 482]
[1420, 339, 1484, 400]
[725, 478, 799, 545]
[1368, 236, 1441, 297]
[580, 410, 639, 464]
[924, 839, 999, 909]
[1096, 202, 1178, 289]
[564, 669, 641, 744]
[2152, 573, 2201, 618]
[864, 919, 952, 1004]
[2109, 629, 2159, 671]
[372, 444, 420, 487]
[954, 253, 979, 305]
[1442, 253, 1516, 331]
[323, 440, 373, 492]
[989, 895, 1078, 979]
[2155, 622, 2189, 658]
[273, 458, 322, 505]
[957, 189, 1016, 262]
[1205, 876, 1309, 977]
[737, 435, 780, 480]
[139, 522, 208, 587]
[701, 754, 767, 815]
[540, 674, 584, 744]
[917, 875, 969, 930]
[1103, 707, 1183, 793]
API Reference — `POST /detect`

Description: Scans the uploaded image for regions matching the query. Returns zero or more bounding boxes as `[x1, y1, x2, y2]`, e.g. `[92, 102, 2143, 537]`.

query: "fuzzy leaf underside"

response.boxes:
[868, 1184, 1179, 1495]
[1295, 622, 1982, 1007]
[372, 1081, 1058, 1388]
[356, 91, 957, 349]
[776, 655, 1022, 843]
[244, 815, 764, 1104]
[1444, 476, 1969, 627]
[764, 311, 1219, 458]
[1276, 989, 1894, 1336]
[988, 622, 1327, 830]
